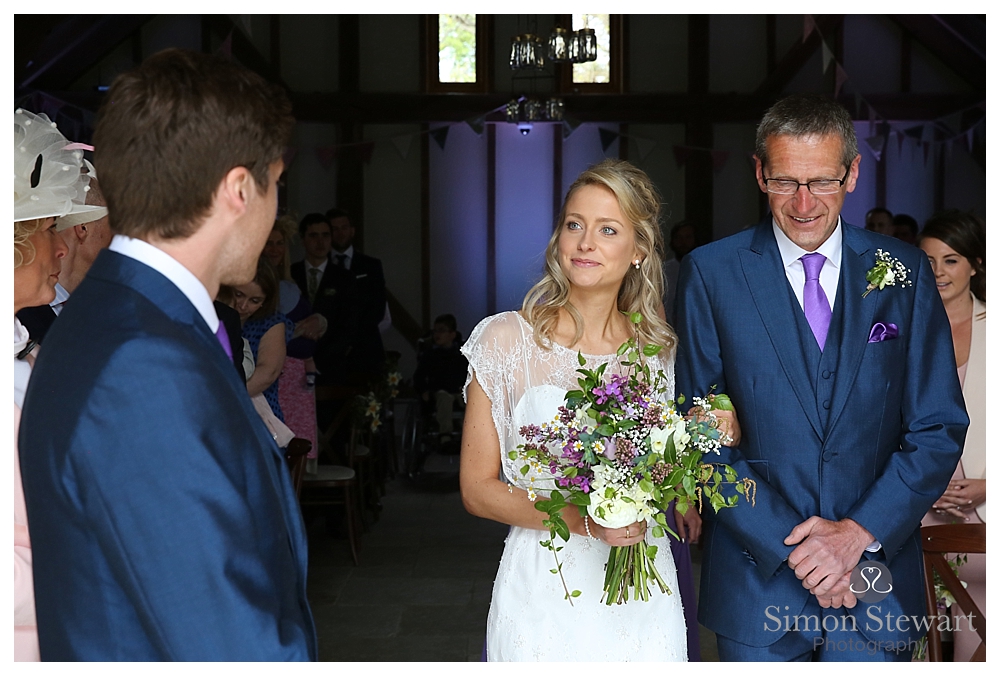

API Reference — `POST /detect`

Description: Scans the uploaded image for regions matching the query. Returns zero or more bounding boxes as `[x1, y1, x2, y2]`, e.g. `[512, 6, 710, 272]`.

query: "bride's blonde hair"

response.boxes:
[521, 158, 676, 355]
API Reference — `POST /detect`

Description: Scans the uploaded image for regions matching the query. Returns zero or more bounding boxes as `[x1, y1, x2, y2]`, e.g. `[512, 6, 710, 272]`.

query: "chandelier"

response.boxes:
[505, 23, 596, 135]
[508, 26, 598, 70]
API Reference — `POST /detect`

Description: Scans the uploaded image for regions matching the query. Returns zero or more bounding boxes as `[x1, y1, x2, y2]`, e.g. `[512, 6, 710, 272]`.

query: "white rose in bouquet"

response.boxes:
[587, 465, 641, 528]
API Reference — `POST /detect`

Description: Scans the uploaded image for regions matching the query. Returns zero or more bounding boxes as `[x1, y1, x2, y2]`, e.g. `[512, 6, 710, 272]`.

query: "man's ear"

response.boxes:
[844, 154, 862, 194]
[752, 155, 767, 193]
[72, 224, 90, 244]
[218, 166, 254, 217]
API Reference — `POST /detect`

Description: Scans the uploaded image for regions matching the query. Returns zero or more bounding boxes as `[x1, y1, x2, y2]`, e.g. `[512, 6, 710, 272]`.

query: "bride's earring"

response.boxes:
[633, 259, 641, 270]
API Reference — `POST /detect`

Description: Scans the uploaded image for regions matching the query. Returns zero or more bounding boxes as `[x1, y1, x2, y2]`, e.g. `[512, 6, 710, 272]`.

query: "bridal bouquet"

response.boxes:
[511, 313, 755, 605]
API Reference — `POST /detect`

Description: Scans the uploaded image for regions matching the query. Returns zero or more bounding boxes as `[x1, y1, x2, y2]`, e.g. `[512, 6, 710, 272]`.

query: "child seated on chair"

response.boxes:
[413, 314, 468, 451]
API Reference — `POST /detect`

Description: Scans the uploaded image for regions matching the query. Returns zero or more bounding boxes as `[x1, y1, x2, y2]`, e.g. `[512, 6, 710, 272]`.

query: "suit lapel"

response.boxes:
[740, 223, 824, 439]
[824, 226, 879, 433]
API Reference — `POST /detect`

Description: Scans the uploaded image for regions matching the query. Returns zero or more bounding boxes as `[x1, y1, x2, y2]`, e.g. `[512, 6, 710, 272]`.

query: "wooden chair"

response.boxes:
[348, 424, 381, 528]
[283, 438, 311, 498]
[921, 523, 986, 661]
[299, 463, 361, 567]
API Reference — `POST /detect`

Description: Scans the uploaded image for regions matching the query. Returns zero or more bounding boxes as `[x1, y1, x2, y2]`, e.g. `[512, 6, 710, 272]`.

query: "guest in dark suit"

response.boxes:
[290, 210, 386, 388]
[675, 93, 967, 661]
[19, 49, 316, 661]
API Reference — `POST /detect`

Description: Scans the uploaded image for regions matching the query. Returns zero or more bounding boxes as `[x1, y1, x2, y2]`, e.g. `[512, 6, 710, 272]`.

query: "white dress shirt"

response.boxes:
[773, 219, 842, 312]
[50, 282, 70, 316]
[108, 235, 219, 332]
[773, 219, 881, 553]
[331, 245, 353, 271]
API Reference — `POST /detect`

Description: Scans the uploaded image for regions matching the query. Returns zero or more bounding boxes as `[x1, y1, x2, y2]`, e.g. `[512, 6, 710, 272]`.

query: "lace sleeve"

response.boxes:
[460, 312, 526, 472]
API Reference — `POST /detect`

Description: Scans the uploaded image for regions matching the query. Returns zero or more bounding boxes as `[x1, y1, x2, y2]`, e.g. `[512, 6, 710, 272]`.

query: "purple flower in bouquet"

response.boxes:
[602, 437, 617, 460]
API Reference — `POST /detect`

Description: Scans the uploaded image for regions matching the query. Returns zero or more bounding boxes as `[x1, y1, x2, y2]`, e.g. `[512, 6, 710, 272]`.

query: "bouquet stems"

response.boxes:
[600, 541, 671, 605]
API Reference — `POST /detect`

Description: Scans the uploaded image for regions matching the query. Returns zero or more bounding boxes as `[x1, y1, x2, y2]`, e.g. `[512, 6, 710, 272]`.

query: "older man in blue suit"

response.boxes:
[19, 49, 316, 661]
[675, 93, 967, 661]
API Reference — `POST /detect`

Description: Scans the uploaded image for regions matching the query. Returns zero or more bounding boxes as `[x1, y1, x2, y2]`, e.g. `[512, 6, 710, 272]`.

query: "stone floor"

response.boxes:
[304, 450, 720, 661]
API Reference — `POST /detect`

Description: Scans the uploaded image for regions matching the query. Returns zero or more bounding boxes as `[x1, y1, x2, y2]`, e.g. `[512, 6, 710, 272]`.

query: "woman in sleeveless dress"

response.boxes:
[459, 159, 738, 661]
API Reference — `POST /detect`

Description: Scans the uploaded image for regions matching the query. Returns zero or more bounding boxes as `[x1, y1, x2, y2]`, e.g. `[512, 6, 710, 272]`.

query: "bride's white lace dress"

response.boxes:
[462, 312, 687, 662]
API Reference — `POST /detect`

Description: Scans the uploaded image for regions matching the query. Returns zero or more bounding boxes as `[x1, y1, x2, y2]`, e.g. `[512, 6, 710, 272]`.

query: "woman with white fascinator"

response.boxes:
[13, 108, 103, 661]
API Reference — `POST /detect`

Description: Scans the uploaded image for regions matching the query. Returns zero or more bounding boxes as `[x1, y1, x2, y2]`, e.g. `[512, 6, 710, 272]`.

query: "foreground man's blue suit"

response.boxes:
[20, 251, 317, 660]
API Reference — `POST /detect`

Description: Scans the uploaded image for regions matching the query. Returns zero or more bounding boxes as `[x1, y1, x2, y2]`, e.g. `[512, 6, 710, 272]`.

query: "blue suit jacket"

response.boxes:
[675, 220, 967, 647]
[19, 250, 317, 661]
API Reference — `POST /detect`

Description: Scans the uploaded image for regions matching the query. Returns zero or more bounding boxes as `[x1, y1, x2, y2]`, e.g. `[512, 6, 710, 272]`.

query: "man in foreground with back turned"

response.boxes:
[19, 48, 316, 661]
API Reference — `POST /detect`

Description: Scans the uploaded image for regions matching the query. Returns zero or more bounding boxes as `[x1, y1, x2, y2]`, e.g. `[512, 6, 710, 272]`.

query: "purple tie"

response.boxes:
[801, 252, 832, 351]
[215, 322, 233, 360]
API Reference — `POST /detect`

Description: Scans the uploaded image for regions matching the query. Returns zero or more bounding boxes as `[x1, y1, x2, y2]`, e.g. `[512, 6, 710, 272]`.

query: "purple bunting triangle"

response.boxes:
[864, 134, 885, 162]
[430, 126, 450, 150]
[803, 15, 816, 43]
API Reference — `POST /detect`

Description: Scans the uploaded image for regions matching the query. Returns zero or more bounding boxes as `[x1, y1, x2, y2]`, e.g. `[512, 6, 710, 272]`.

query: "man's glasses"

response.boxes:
[761, 168, 849, 195]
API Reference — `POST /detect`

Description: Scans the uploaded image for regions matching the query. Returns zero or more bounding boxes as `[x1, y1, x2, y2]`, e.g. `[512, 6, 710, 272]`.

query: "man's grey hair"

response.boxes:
[755, 93, 859, 171]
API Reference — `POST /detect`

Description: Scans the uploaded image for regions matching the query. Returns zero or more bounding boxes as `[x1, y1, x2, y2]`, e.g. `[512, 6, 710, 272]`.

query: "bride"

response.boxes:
[459, 159, 739, 661]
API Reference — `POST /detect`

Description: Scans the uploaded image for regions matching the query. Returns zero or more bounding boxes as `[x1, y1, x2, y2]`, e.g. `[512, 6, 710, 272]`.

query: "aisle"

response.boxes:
[303, 452, 719, 661]
[304, 455, 508, 662]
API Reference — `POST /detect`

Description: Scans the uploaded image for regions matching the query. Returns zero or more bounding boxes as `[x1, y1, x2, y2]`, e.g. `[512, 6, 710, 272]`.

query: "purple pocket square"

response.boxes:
[868, 322, 899, 343]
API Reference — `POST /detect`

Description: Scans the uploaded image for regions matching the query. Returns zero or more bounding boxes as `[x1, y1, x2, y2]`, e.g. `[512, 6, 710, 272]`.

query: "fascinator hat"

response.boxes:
[14, 108, 107, 229]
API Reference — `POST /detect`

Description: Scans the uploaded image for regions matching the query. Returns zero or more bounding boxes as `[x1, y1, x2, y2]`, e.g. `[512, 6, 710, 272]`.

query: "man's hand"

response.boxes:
[675, 504, 702, 544]
[812, 571, 857, 609]
[784, 516, 873, 595]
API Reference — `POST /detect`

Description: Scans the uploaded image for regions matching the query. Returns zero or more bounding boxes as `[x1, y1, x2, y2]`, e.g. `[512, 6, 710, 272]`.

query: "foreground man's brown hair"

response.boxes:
[94, 48, 294, 241]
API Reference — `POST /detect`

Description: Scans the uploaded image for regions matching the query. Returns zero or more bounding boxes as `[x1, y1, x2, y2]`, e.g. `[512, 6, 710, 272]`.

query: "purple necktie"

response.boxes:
[215, 322, 233, 360]
[801, 252, 832, 351]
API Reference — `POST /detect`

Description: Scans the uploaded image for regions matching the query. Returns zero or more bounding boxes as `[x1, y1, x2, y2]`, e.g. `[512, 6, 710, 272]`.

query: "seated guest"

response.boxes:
[13, 108, 95, 661]
[919, 210, 986, 662]
[864, 206, 895, 235]
[234, 258, 294, 423]
[893, 213, 919, 245]
[413, 313, 468, 448]
[16, 175, 109, 343]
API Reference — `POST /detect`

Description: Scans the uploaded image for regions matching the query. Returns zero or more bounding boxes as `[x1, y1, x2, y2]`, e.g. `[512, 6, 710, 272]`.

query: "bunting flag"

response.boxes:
[315, 145, 338, 170]
[599, 127, 619, 152]
[465, 115, 485, 136]
[896, 130, 905, 156]
[710, 150, 730, 172]
[281, 146, 298, 171]
[562, 116, 582, 139]
[821, 42, 834, 73]
[904, 125, 924, 140]
[673, 145, 693, 168]
[635, 137, 657, 161]
[219, 30, 233, 57]
[864, 134, 885, 162]
[391, 134, 413, 160]
[430, 126, 450, 150]
[359, 141, 375, 164]
[803, 15, 816, 43]
[921, 123, 935, 144]
[834, 64, 848, 98]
